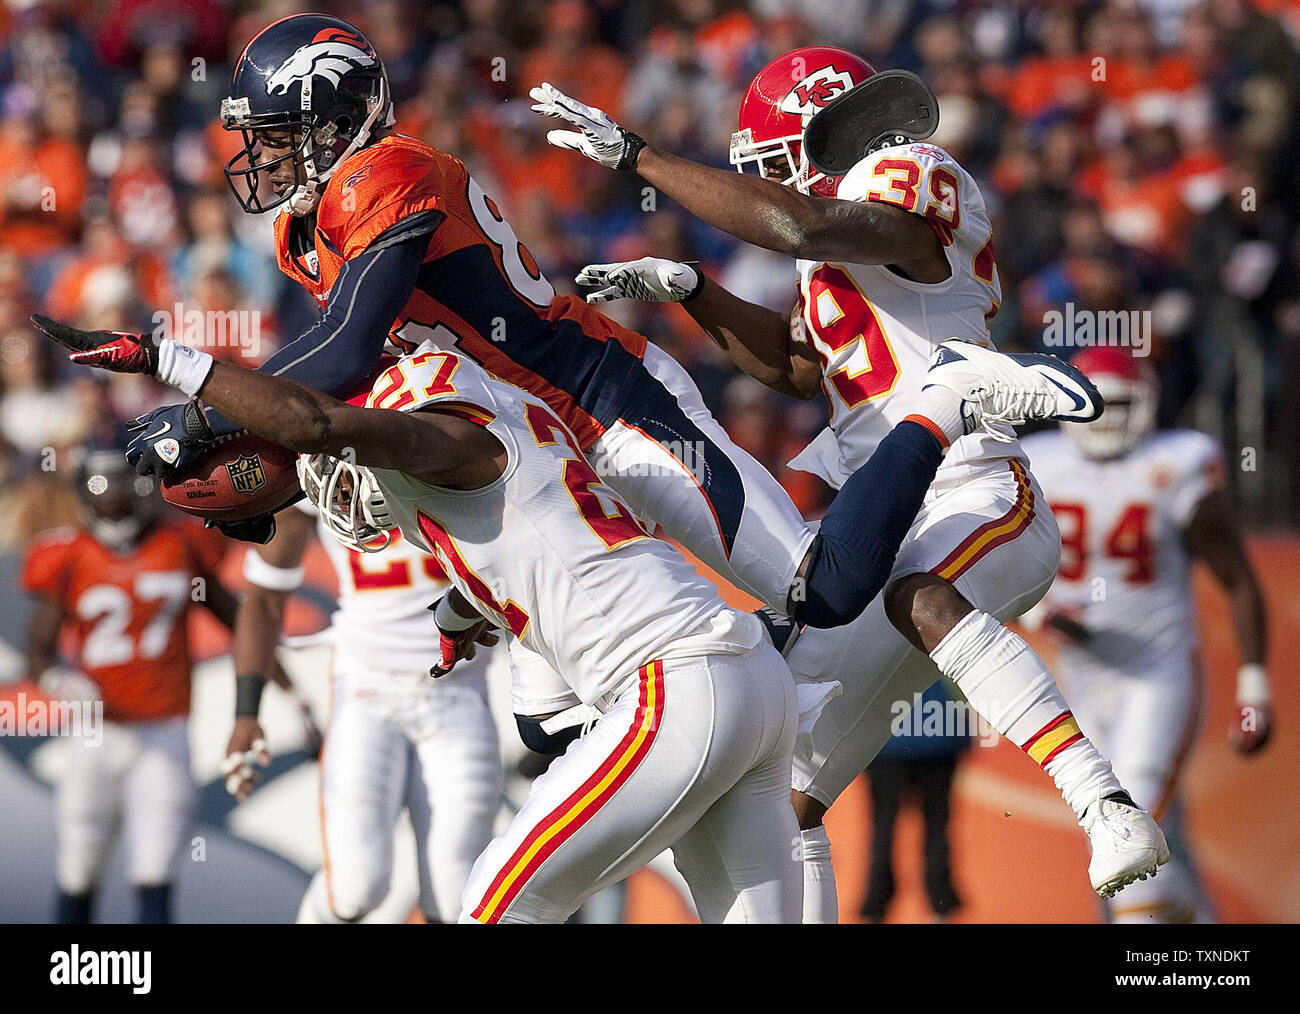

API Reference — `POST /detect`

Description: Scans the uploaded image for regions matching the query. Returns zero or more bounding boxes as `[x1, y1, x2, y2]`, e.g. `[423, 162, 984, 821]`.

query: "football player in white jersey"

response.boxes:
[533, 47, 1169, 918]
[1021, 346, 1273, 923]
[222, 503, 503, 924]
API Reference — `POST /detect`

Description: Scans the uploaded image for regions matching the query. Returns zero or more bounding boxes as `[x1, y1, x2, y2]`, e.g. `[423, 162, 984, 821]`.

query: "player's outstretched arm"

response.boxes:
[574, 257, 821, 398]
[1184, 489, 1272, 753]
[530, 83, 942, 276]
[636, 146, 940, 272]
[32, 317, 506, 490]
[194, 360, 505, 487]
[683, 278, 823, 399]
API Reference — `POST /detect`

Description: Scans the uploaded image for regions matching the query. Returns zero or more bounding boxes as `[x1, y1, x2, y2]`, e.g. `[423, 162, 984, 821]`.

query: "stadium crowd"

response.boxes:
[2, 0, 1299, 547]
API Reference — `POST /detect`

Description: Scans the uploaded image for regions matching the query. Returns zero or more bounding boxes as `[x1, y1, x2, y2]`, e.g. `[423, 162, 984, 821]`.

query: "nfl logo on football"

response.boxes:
[226, 454, 267, 496]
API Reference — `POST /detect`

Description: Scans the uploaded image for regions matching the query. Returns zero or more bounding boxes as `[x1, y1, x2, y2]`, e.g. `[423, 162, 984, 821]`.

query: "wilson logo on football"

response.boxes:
[780, 67, 854, 116]
[266, 32, 377, 95]
[226, 454, 268, 496]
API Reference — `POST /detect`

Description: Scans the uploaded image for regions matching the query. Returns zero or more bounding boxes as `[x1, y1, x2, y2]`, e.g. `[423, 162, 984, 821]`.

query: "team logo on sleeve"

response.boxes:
[779, 66, 854, 116]
[342, 164, 372, 192]
[266, 30, 377, 96]
[227, 454, 268, 495]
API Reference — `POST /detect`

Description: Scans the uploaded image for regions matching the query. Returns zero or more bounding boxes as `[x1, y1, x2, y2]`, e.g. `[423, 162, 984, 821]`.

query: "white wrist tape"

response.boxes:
[435, 594, 482, 632]
[1236, 663, 1270, 706]
[155, 339, 215, 396]
[242, 549, 305, 592]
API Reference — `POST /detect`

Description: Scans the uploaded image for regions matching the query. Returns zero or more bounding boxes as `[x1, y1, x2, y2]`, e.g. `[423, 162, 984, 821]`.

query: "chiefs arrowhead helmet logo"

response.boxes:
[779, 66, 855, 117]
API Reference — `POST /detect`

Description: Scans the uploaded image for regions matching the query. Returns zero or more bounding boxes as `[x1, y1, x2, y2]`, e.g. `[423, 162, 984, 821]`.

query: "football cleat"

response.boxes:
[1083, 797, 1171, 899]
[923, 340, 1105, 442]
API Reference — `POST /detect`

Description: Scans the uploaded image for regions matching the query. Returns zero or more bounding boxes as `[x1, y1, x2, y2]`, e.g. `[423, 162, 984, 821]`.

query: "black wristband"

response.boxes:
[235, 674, 265, 718]
[618, 131, 647, 172]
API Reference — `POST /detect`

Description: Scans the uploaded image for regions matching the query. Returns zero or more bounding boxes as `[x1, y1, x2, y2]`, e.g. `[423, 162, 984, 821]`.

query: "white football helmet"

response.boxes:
[296, 453, 395, 552]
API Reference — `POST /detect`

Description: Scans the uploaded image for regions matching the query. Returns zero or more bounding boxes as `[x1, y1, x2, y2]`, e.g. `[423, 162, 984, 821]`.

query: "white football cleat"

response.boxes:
[1083, 797, 1171, 899]
[923, 340, 1105, 441]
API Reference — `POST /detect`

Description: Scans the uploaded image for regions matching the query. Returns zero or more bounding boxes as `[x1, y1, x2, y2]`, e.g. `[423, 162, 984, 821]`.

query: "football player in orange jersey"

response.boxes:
[105, 12, 1101, 652]
[20, 442, 305, 924]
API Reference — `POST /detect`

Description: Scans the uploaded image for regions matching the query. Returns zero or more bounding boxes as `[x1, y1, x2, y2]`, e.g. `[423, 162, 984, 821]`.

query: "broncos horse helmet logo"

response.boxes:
[266, 29, 377, 96]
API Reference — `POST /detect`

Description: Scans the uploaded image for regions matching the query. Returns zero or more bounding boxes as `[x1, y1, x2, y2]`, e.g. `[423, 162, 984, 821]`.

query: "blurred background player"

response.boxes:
[1021, 345, 1273, 923]
[223, 503, 503, 925]
[859, 679, 971, 923]
[20, 440, 239, 924]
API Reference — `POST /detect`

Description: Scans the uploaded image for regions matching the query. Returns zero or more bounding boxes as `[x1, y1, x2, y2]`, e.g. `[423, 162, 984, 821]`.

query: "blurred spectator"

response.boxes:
[46, 213, 171, 326]
[0, 101, 87, 265]
[97, 0, 228, 69]
[0, 329, 96, 458]
[518, 0, 627, 118]
[171, 189, 278, 313]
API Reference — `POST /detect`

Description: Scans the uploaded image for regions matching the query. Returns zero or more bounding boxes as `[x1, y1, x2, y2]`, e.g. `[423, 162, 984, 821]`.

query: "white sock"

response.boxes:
[800, 826, 838, 924]
[929, 610, 1122, 821]
[908, 385, 967, 445]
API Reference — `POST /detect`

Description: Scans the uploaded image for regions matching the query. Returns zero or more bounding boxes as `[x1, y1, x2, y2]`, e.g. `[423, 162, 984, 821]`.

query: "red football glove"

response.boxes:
[31, 314, 158, 374]
[1230, 703, 1273, 755]
[429, 621, 500, 678]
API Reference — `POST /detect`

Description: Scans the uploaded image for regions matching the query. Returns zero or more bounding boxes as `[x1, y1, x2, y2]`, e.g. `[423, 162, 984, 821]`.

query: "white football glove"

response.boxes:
[528, 82, 646, 171]
[576, 257, 703, 304]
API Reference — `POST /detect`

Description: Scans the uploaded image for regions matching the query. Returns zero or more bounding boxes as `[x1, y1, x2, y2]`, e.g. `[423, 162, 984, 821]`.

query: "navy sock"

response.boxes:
[137, 883, 172, 924]
[55, 890, 93, 925]
[795, 420, 944, 628]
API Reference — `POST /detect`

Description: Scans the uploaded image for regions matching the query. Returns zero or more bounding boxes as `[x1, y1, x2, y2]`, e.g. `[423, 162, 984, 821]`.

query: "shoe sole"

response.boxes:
[1093, 842, 1173, 899]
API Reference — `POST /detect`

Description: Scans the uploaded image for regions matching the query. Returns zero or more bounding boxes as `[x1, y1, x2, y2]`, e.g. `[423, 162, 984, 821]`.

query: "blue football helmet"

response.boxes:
[220, 13, 394, 215]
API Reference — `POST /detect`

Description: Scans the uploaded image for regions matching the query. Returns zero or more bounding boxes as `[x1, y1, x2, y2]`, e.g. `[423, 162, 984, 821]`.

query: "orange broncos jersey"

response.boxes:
[21, 521, 224, 722]
[273, 133, 648, 450]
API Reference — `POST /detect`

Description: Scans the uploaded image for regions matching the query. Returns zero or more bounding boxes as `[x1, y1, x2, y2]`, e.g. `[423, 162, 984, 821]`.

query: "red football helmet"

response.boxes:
[731, 46, 875, 198]
[1062, 346, 1158, 460]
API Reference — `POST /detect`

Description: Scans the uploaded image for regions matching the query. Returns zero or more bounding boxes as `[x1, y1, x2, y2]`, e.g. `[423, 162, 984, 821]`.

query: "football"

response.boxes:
[159, 432, 300, 521]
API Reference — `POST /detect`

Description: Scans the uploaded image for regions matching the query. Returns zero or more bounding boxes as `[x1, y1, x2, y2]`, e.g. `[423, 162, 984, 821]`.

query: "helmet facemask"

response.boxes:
[297, 453, 395, 552]
[221, 68, 392, 215]
[729, 126, 828, 196]
[1061, 378, 1156, 460]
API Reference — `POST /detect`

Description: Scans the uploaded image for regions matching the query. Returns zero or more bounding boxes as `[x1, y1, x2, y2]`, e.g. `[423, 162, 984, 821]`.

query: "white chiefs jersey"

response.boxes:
[790, 142, 1015, 491]
[311, 509, 474, 676]
[1020, 428, 1225, 674]
[364, 342, 761, 706]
